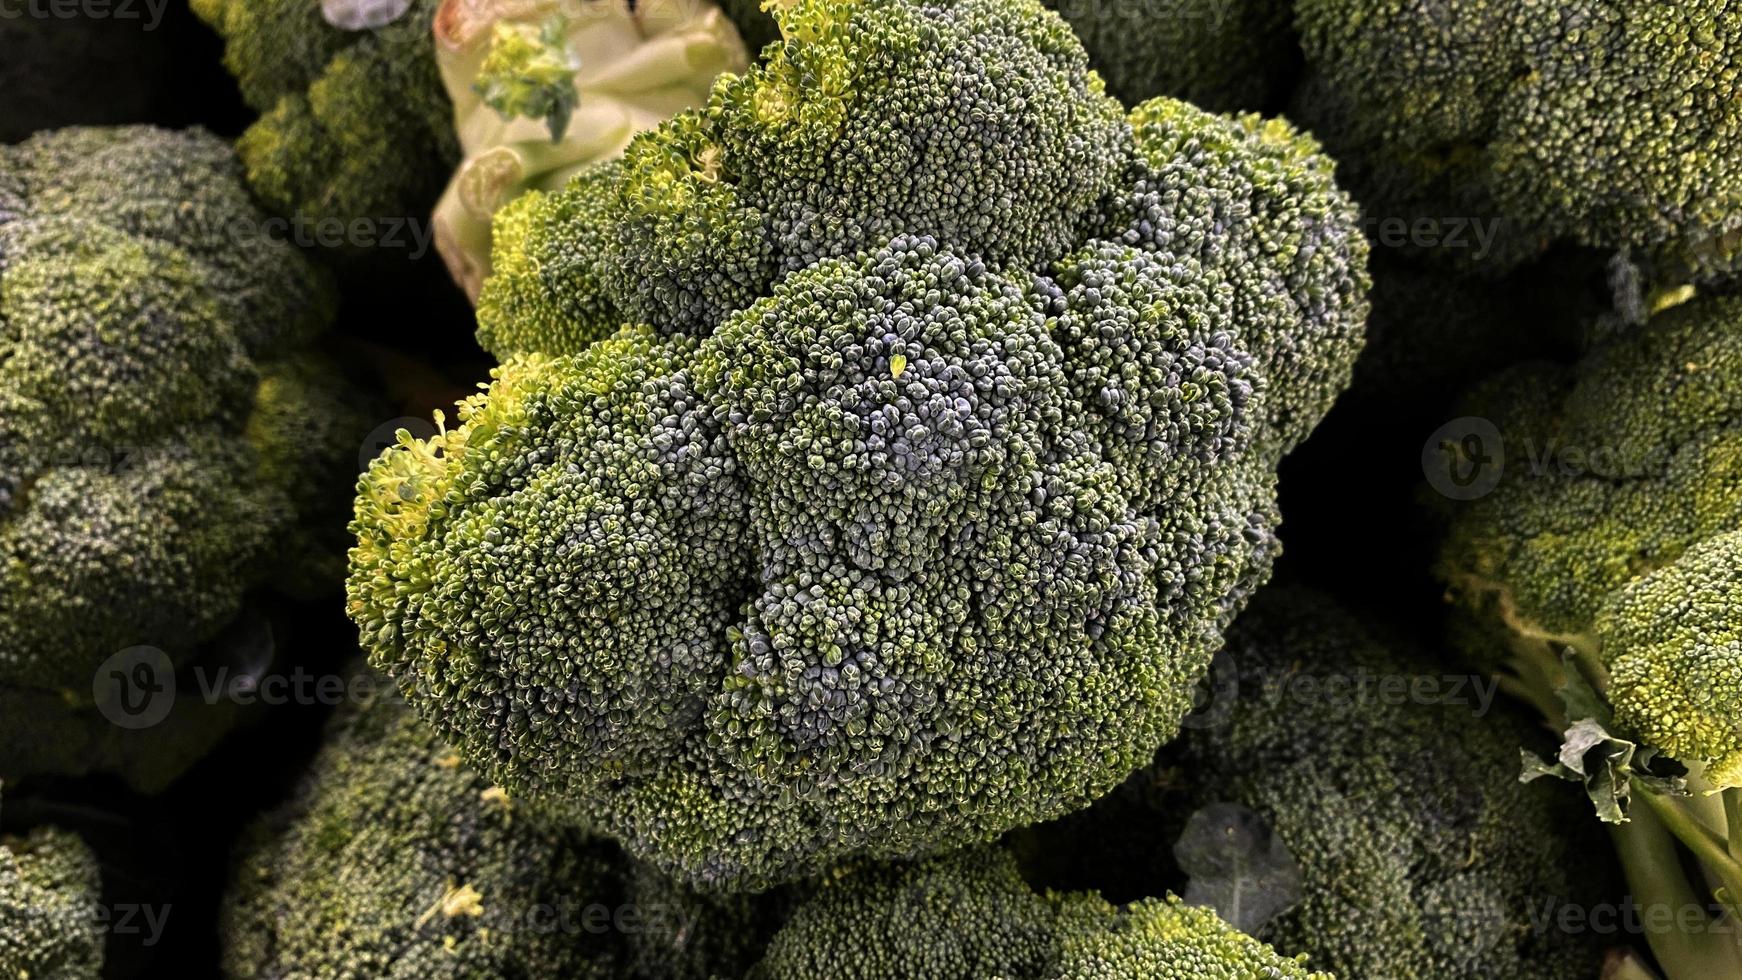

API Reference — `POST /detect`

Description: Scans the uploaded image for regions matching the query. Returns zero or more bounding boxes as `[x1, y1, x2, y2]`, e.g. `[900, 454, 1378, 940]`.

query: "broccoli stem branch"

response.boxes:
[1610, 800, 1742, 979]
[1494, 615, 1742, 977]
[1636, 785, 1742, 896]
[1723, 789, 1742, 863]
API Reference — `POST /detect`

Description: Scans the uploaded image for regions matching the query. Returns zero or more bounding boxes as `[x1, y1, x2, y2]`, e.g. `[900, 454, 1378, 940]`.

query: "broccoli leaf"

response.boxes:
[1521, 719, 1688, 824]
[1173, 802, 1303, 935]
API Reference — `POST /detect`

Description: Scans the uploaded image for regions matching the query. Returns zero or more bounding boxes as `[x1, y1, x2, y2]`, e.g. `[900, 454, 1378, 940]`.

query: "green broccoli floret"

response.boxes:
[1217, 589, 1600, 976]
[225, 667, 768, 979]
[747, 846, 1331, 979]
[471, 19, 579, 141]
[722, 0, 1300, 111]
[1016, 587, 1610, 979]
[1039, 0, 1297, 111]
[1434, 291, 1742, 979]
[1438, 292, 1742, 782]
[351, 0, 1368, 893]
[477, 0, 1138, 347]
[191, 0, 456, 253]
[1597, 531, 1742, 787]
[749, 847, 1058, 978]
[1047, 896, 1330, 980]
[0, 803, 104, 980]
[1291, 0, 1742, 280]
[0, 126, 365, 789]
[354, 233, 1355, 891]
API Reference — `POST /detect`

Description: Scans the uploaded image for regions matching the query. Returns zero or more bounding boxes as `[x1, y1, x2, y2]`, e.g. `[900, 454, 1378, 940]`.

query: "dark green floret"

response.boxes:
[477, 0, 1134, 347]
[353, 0, 1368, 892]
[191, 0, 456, 248]
[1041, 0, 1297, 111]
[0, 126, 363, 788]
[0, 804, 104, 980]
[224, 668, 774, 979]
[1292, 0, 1742, 278]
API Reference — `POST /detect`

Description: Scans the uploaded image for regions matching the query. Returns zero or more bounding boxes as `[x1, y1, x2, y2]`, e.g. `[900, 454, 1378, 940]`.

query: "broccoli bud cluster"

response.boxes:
[0, 127, 368, 788]
[350, 0, 1369, 891]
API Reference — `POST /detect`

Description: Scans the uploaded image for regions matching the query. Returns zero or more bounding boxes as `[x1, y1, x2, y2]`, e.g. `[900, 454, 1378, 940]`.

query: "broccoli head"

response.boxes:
[1437, 292, 1742, 786]
[475, 0, 1137, 350]
[225, 667, 774, 979]
[1432, 290, 1742, 980]
[747, 846, 1331, 979]
[0, 807, 104, 980]
[716, 0, 1300, 112]
[1039, 0, 1297, 111]
[191, 0, 456, 251]
[0, 126, 366, 788]
[351, 0, 1368, 893]
[1016, 587, 1611, 979]
[1291, 0, 1742, 279]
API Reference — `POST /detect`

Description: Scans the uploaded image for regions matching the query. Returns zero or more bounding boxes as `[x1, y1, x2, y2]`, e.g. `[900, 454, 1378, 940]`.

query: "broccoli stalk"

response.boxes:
[1474, 612, 1742, 979]
[431, 0, 749, 299]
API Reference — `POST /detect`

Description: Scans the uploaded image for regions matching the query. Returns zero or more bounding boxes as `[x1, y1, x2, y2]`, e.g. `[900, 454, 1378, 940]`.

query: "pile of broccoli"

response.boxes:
[1, 0, 1738, 976]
